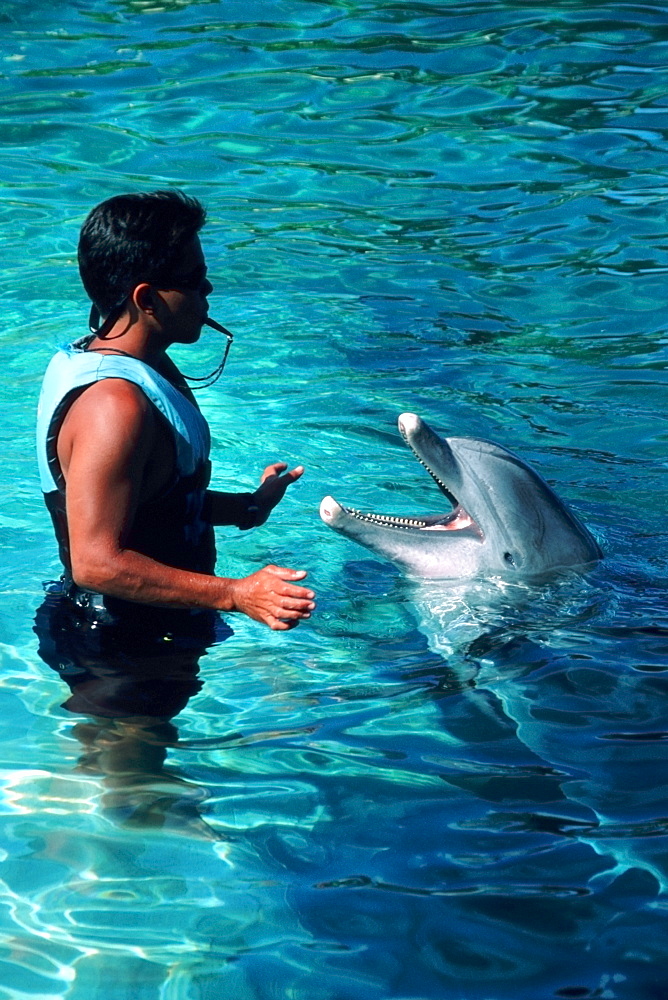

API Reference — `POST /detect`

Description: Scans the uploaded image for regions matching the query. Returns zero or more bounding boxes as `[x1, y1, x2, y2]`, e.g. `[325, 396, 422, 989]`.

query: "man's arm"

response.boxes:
[57, 380, 315, 630]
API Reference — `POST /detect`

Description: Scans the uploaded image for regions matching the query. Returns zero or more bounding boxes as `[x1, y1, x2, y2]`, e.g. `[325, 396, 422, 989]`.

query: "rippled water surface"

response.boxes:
[1, 2, 668, 998]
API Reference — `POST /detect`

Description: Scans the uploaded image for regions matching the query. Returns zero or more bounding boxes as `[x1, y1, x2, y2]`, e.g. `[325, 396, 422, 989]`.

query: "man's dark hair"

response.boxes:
[78, 190, 207, 316]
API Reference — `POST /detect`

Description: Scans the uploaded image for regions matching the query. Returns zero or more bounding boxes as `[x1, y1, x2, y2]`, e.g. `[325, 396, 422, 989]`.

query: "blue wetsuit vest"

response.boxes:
[36, 339, 216, 619]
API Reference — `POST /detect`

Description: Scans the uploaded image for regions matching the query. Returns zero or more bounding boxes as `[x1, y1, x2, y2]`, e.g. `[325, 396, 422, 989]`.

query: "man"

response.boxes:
[36, 190, 315, 634]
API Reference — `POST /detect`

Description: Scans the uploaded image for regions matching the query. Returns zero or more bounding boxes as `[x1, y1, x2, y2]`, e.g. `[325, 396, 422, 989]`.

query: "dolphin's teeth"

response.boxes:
[412, 452, 456, 503]
[345, 507, 431, 530]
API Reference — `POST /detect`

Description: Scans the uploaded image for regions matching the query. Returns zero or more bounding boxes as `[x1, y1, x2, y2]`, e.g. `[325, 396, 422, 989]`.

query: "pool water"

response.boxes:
[1, 1, 668, 997]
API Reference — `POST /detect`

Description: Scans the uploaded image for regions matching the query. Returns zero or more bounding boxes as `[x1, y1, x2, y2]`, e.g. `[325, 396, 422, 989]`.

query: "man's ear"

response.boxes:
[133, 283, 157, 314]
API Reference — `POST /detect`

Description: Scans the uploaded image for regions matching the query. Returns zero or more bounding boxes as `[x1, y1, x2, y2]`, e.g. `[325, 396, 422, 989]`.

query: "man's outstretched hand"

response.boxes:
[251, 462, 305, 526]
[228, 564, 315, 630]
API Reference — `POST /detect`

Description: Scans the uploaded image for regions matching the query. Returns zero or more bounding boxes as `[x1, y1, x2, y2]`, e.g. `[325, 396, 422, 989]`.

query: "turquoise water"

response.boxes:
[1, 1, 668, 997]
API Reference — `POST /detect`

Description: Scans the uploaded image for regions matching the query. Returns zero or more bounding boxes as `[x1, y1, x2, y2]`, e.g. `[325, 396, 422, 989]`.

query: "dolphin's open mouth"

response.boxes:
[324, 503, 477, 532]
[321, 415, 482, 536]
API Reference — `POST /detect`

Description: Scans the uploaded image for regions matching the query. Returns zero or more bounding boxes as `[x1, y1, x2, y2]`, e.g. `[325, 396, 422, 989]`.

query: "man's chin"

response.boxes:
[176, 326, 203, 345]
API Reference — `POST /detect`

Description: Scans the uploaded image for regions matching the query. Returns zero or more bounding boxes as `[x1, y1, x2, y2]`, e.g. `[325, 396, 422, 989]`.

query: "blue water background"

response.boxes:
[1, 1, 668, 997]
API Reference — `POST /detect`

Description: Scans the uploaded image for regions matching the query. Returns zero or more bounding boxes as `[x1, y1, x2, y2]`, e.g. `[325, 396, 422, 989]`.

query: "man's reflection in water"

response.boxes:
[34, 585, 233, 839]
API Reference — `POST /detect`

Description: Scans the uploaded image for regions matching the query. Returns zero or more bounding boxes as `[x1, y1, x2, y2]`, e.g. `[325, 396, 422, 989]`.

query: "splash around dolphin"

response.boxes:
[320, 413, 602, 581]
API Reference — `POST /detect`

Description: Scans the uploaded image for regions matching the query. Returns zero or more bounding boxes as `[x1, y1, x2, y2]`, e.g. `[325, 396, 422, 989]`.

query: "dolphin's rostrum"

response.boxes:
[320, 413, 602, 580]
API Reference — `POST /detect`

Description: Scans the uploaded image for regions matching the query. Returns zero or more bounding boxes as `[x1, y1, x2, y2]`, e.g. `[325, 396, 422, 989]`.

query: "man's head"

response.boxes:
[78, 190, 207, 319]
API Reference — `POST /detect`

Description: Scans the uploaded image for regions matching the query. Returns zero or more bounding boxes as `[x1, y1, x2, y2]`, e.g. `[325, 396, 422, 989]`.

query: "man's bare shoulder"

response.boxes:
[58, 377, 158, 471]
[67, 377, 153, 425]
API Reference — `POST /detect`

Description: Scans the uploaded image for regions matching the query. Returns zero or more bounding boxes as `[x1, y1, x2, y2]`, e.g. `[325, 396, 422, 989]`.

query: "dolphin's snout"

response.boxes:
[398, 413, 420, 438]
[319, 496, 339, 523]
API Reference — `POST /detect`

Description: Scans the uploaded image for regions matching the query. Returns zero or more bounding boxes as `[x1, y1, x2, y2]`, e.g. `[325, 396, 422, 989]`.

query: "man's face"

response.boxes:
[155, 237, 213, 346]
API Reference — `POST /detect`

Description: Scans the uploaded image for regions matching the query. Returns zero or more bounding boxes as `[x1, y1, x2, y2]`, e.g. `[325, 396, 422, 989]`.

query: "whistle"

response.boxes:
[204, 317, 233, 342]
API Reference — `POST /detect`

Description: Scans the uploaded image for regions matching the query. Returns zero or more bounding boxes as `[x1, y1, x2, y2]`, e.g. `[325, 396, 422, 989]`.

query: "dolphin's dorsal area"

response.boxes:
[320, 413, 602, 581]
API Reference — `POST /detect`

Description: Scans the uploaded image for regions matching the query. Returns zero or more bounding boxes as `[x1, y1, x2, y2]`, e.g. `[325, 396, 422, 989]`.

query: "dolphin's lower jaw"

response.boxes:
[320, 413, 602, 581]
[319, 495, 484, 579]
[319, 498, 479, 535]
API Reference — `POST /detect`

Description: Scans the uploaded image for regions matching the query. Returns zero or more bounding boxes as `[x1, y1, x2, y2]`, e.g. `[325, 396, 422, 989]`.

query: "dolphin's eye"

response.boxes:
[503, 552, 516, 567]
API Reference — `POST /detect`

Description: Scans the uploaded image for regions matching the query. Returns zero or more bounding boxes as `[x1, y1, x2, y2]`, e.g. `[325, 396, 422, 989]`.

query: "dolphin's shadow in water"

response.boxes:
[292, 565, 668, 996]
[400, 568, 668, 918]
[463, 616, 668, 891]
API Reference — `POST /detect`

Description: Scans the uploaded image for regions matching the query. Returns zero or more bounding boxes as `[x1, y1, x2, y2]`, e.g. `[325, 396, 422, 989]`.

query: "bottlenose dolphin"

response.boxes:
[320, 413, 601, 580]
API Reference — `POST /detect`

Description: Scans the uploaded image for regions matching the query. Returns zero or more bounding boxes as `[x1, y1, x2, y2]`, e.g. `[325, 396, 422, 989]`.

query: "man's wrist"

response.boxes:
[238, 494, 260, 531]
[214, 575, 239, 613]
[203, 490, 260, 528]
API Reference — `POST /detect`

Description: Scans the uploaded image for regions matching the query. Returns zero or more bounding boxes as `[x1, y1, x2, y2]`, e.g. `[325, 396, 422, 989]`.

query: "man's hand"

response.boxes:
[227, 564, 315, 630]
[250, 462, 305, 527]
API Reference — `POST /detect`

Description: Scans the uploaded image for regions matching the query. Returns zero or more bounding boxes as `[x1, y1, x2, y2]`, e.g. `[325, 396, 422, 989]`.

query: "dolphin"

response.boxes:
[320, 413, 602, 580]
